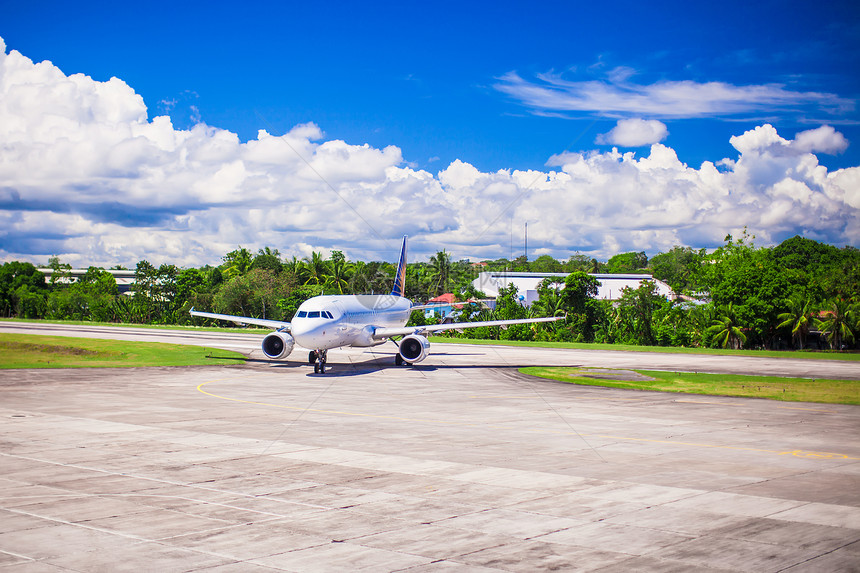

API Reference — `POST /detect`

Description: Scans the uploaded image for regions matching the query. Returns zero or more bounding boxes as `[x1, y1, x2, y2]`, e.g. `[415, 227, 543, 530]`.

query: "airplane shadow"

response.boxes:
[208, 352, 584, 380]
[297, 356, 586, 379]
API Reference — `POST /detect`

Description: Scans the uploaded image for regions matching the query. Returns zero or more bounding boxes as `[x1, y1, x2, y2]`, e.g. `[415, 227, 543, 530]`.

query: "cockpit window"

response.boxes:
[308, 311, 321, 318]
[296, 310, 307, 318]
[323, 311, 333, 319]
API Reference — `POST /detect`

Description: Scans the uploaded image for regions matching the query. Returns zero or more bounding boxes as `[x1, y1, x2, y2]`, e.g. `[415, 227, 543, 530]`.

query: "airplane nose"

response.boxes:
[291, 319, 331, 348]
[291, 319, 315, 342]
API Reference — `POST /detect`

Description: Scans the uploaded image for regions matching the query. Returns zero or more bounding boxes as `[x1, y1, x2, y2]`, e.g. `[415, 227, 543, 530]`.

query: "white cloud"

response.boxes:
[494, 68, 854, 119]
[792, 125, 849, 155]
[0, 37, 857, 269]
[596, 118, 668, 147]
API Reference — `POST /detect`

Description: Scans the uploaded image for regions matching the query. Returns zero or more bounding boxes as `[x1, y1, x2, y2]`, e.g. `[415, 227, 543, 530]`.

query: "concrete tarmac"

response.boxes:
[1, 323, 859, 571]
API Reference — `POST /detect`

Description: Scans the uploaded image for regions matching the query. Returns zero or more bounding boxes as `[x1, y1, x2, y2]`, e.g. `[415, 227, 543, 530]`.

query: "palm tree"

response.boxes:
[428, 250, 453, 296]
[283, 256, 302, 276]
[324, 254, 354, 294]
[776, 297, 816, 350]
[816, 299, 856, 350]
[222, 247, 253, 280]
[689, 304, 715, 347]
[708, 304, 747, 349]
[299, 252, 330, 286]
[531, 280, 566, 318]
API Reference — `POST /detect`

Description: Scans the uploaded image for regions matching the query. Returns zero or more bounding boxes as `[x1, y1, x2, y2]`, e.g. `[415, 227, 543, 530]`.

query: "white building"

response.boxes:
[471, 272, 674, 306]
[36, 268, 137, 294]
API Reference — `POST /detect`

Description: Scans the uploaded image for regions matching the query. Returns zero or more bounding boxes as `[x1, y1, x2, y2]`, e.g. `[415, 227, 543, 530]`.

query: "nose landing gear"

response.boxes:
[310, 349, 328, 374]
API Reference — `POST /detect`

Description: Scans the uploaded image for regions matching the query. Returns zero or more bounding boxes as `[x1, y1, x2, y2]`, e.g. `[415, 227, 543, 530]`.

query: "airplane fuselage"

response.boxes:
[290, 294, 413, 351]
[189, 236, 563, 374]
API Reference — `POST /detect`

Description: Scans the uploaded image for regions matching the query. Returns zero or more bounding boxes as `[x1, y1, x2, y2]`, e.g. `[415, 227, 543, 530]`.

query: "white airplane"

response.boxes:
[191, 237, 562, 373]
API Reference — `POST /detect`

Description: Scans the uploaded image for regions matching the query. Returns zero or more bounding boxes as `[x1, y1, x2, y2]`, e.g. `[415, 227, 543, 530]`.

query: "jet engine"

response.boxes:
[398, 334, 429, 364]
[262, 331, 295, 359]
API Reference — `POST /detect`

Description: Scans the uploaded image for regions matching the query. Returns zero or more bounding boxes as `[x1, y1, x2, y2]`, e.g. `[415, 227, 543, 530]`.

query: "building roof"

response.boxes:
[36, 268, 136, 292]
[471, 271, 674, 303]
[428, 293, 456, 304]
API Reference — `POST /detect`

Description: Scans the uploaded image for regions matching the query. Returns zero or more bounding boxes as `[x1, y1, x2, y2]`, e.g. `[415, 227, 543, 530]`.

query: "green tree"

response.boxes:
[563, 254, 601, 273]
[176, 268, 206, 303]
[593, 300, 621, 344]
[348, 261, 393, 294]
[776, 297, 816, 350]
[649, 246, 705, 293]
[530, 278, 567, 341]
[46, 256, 71, 287]
[299, 252, 331, 286]
[531, 254, 562, 273]
[404, 263, 432, 301]
[606, 251, 647, 274]
[428, 250, 453, 296]
[221, 247, 254, 280]
[324, 251, 353, 294]
[214, 269, 296, 320]
[687, 303, 716, 348]
[816, 300, 856, 350]
[531, 278, 566, 317]
[616, 280, 664, 345]
[46, 267, 118, 322]
[558, 271, 601, 341]
[131, 261, 179, 323]
[652, 301, 696, 347]
[283, 256, 302, 275]
[0, 262, 50, 318]
[494, 284, 532, 340]
[700, 231, 789, 348]
[276, 285, 325, 320]
[708, 304, 747, 349]
[252, 247, 283, 274]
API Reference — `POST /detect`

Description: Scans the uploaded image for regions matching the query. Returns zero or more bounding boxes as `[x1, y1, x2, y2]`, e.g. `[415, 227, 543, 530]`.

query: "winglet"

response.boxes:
[390, 235, 408, 297]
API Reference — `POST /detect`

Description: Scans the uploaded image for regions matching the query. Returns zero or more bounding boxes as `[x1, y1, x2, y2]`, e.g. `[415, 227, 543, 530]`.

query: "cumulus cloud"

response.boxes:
[792, 125, 849, 155]
[0, 36, 857, 268]
[494, 69, 854, 119]
[596, 119, 668, 147]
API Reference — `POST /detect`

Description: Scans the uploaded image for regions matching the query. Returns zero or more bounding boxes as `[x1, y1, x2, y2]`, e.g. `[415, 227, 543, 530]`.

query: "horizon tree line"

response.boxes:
[1, 234, 857, 351]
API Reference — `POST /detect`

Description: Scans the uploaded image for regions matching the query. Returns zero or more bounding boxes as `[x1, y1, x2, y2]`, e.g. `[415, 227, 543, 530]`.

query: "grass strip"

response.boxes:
[0, 333, 246, 369]
[429, 336, 860, 361]
[0, 317, 266, 335]
[520, 366, 860, 405]
[3, 319, 857, 362]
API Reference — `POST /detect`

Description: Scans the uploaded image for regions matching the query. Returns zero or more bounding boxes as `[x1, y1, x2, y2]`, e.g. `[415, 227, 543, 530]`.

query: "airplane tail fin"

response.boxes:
[391, 236, 408, 297]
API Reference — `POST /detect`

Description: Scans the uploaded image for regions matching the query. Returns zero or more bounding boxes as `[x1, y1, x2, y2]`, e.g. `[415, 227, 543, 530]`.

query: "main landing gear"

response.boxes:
[309, 350, 328, 374]
[392, 338, 411, 367]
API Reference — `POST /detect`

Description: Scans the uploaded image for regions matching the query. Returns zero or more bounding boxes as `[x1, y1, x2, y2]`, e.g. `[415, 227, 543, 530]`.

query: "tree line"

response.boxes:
[1, 233, 857, 351]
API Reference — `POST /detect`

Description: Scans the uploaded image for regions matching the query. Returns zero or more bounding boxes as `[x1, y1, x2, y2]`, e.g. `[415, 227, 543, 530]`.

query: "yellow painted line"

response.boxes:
[197, 379, 860, 462]
[677, 399, 835, 413]
[776, 405, 836, 413]
[676, 399, 742, 406]
[472, 395, 646, 402]
[470, 395, 543, 399]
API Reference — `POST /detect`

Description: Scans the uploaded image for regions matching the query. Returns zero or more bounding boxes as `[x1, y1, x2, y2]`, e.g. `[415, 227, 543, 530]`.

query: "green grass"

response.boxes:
[520, 366, 860, 405]
[0, 317, 266, 334]
[3, 318, 857, 362]
[428, 335, 860, 361]
[0, 333, 246, 369]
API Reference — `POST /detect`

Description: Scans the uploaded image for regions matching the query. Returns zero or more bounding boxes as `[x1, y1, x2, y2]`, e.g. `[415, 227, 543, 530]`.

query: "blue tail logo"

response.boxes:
[391, 236, 408, 297]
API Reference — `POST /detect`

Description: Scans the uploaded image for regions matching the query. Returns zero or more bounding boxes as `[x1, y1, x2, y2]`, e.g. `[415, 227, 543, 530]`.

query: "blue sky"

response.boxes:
[1, 0, 858, 265]
[6, 0, 858, 172]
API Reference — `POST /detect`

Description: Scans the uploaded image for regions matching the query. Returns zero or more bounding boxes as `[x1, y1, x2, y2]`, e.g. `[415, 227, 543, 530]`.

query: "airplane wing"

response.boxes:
[373, 316, 564, 339]
[190, 308, 291, 331]
[408, 302, 450, 311]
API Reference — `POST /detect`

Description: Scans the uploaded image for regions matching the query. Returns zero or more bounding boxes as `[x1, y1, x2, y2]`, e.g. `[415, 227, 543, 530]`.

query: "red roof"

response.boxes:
[428, 293, 456, 304]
